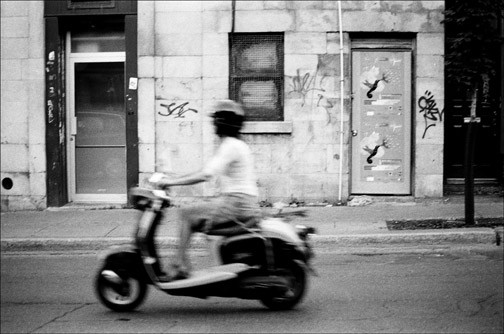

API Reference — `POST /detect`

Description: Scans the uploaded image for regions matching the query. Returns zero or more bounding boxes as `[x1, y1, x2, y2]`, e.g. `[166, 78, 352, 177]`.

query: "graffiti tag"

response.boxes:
[418, 90, 443, 139]
[288, 69, 325, 106]
[158, 102, 198, 118]
[47, 100, 54, 123]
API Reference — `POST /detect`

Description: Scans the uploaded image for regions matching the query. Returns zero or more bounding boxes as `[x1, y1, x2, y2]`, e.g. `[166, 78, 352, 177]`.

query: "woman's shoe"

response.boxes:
[169, 264, 190, 280]
[157, 273, 172, 283]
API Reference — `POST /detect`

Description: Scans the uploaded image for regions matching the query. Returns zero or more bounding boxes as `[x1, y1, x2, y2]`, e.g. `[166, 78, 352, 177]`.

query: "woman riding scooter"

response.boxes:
[152, 99, 261, 282]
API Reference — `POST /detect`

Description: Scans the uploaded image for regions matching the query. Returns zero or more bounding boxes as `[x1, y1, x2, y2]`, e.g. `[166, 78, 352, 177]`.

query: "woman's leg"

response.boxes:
[174, 203, 214, 272]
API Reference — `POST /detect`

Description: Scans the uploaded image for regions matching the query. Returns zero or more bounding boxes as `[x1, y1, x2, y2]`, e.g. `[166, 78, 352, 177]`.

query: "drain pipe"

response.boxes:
[337, 1, 345, 204]
[231, 0, 236, 33]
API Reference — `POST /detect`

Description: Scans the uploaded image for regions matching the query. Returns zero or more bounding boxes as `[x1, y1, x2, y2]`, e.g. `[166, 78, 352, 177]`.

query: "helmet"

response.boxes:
[210, 100, 245, 137]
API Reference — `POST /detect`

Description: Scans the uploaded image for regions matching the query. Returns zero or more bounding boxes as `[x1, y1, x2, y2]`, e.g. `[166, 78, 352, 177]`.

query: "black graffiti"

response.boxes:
[363, 138, 389, 164]
[363, 73, 389, 98]
[159, 102, 198, 118]
[418, 90, 444, 139]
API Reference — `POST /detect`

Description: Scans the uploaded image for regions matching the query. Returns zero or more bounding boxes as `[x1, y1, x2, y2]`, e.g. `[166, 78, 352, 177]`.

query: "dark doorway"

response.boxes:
[443, 1, 503, 193]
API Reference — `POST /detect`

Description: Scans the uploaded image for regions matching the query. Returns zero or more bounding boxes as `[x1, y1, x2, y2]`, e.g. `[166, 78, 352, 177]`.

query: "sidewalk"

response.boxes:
[1, 195, 503, 252]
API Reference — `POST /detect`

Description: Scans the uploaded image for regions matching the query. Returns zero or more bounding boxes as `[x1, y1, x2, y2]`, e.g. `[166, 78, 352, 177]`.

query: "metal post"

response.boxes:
[463, 89, 480, 225]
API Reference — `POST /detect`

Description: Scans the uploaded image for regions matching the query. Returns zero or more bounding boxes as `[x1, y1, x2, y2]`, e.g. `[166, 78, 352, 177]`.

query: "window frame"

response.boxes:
[229, 33, 284, 122]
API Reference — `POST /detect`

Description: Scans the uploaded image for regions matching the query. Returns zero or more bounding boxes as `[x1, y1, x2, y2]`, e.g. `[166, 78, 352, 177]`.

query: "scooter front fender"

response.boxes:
[98, 244, 137, 261]
[98, 245, 150, 283]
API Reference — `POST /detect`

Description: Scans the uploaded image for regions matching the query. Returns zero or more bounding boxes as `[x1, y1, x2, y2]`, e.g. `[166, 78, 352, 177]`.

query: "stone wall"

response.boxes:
[0, 0, 445, 210]
[137, 1, 445, 203]
[1, 1, 45, 210]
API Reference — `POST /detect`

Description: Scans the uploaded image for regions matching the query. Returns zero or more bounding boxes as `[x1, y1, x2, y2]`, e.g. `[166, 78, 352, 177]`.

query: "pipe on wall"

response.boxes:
[337, 1, 345, 203]
[231, 0, 236, 33]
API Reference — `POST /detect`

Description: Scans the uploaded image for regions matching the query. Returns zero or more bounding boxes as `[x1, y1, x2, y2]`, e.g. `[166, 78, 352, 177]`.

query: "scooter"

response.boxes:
[95, 184, 316, 312]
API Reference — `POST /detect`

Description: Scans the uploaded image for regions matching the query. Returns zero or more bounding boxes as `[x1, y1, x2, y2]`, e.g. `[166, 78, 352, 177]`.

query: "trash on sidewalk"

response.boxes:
[347, 195, 373, 207]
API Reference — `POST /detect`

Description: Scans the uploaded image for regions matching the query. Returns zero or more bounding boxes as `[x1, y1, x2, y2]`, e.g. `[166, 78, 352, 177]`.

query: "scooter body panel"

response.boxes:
[158, 263, 251, 290]
[259, 218, 303, 246]
[99, 245, 150, 283]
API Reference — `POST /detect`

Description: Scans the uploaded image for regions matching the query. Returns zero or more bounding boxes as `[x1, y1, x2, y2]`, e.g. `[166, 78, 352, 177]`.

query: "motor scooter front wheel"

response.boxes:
[260, 261, 307, 311]
[95, 266, 148, 312]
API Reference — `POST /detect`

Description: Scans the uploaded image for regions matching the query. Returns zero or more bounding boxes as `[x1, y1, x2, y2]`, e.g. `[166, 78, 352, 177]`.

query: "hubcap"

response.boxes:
[102, 277, 140, 305]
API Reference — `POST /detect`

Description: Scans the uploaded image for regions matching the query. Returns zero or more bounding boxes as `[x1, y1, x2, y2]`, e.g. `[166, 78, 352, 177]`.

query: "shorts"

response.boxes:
[182, 193, 261, 233]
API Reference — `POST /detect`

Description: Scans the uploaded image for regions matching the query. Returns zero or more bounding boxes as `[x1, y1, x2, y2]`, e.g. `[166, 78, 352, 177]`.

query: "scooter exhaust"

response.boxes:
[238, 276, 289, 299]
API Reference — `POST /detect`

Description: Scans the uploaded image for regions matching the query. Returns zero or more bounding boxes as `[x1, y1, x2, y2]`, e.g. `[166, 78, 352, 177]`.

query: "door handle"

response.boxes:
[351, 130, 358, 137]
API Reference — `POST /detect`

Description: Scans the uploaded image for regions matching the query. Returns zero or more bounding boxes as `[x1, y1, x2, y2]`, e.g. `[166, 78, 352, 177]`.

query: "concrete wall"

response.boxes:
[138, 0, 445, 203]
[0, 0, 445, 210]
[1, 1, 46, 210]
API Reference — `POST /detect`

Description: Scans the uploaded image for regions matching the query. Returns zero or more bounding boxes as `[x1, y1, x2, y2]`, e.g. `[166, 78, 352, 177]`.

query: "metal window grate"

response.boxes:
[230, 34, 284, 121]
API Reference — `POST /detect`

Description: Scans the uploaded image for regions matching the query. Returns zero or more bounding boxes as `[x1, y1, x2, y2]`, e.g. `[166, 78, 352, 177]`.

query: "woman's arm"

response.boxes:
[158, 170, 212, 187]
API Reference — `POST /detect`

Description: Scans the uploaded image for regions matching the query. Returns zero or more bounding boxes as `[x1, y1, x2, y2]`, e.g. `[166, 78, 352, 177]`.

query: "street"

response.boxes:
[1, 246, 503, 333]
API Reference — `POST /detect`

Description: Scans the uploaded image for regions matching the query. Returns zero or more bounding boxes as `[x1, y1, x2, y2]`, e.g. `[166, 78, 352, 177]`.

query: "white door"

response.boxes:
[351, 50, 412, 194]
[67, 32, 126, 203]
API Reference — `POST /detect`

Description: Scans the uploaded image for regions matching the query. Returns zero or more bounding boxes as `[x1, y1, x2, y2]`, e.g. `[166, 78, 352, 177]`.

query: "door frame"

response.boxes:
[44, 5, 138, 207]
[66, 31, 126, 203]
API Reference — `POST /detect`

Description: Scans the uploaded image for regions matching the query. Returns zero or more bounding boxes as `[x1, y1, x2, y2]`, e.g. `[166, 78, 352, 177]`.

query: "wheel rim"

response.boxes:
[101, 277, 141, 306]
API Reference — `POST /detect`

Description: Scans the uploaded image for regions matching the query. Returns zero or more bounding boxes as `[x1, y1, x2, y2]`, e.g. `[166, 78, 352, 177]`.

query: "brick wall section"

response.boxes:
[1, 1, 45, 210]
[137, 0, 445, 203]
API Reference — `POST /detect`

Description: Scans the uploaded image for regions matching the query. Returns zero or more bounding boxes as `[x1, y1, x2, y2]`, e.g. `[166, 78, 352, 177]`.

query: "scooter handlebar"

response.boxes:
[129, 187, 171, 210]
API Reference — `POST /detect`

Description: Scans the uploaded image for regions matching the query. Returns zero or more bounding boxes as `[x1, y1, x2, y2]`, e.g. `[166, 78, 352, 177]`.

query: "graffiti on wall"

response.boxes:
[288, 55, 339, 124]
[46, 51, 56, 124]
[158, 102, 198, 118]
[288, 69, 325, 106]
[418, 90, 443, 139]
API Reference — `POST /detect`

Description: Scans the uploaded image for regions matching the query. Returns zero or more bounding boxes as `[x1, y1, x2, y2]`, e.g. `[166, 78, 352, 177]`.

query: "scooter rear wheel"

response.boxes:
[95, 266, 148, 312]
[260, 261, 307, 310]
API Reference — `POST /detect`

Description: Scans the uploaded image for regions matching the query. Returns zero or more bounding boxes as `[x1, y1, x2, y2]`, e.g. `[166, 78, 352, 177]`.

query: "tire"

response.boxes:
[260, 261, 307, 311]
[95, 266, 148, 312]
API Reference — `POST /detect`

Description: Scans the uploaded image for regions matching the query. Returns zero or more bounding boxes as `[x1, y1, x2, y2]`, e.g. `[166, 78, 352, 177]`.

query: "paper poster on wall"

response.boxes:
[358, 53, 407, 183]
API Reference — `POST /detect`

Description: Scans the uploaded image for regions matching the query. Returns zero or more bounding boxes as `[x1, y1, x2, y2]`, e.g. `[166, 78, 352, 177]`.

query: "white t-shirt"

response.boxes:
[202, 137, 258, 197]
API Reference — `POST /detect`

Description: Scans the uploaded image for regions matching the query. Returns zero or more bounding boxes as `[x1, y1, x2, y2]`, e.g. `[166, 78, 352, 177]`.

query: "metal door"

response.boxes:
[351, 50, 411, 194]
[66, 32, 127, 202]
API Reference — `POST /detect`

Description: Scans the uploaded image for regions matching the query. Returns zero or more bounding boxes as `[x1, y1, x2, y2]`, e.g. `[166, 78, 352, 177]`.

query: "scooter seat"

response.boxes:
[206, 217, 259, 236]
[158, 263, 250, 289]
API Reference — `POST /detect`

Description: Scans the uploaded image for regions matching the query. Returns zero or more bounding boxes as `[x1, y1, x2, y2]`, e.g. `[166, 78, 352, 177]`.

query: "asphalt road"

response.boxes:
[1, 246, 503, 333]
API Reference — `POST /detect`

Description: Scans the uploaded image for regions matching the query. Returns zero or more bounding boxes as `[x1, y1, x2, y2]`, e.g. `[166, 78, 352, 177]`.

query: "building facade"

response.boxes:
[0, 0, 456, 210]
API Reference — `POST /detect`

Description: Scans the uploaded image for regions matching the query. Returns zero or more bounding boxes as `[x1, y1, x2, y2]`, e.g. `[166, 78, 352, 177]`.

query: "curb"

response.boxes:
[1, 229, 498, 253]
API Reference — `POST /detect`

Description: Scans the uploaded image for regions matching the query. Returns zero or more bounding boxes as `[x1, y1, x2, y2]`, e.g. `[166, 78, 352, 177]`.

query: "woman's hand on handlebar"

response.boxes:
[148, 173, 171, 190]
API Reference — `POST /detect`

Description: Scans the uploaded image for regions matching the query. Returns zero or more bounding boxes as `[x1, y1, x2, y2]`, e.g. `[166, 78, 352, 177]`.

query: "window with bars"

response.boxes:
[229, 33, 284, 121]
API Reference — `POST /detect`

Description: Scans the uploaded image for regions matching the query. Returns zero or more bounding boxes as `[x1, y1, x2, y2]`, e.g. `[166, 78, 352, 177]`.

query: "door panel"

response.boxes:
[351, 50, 411, 194]
[444, 99, 501, 181]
